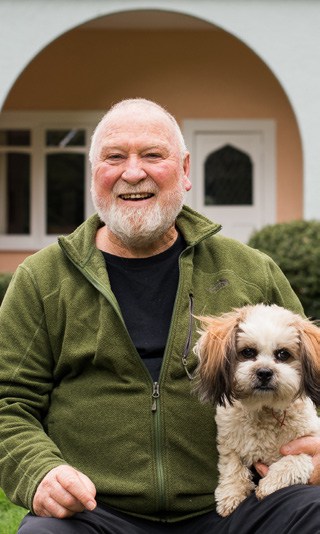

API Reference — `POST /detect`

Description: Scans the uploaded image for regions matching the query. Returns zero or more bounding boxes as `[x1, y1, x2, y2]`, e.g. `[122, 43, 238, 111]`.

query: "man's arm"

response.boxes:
[0, 266, 69, 510]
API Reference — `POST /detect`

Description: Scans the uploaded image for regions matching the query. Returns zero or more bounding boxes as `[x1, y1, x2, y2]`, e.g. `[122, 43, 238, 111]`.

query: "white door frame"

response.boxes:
[183, 119, 276, 242]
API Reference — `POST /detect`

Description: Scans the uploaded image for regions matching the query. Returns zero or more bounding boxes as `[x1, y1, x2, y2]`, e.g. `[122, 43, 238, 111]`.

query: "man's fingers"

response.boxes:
[33, 465, 97, 518]
[37, 495, 81, 519]
[47, 482, 87, 512]
[56, 468, 96, 510]
[281, 436, 320, 456]
[281, 436, 320, 485]
[76, 471, 97, 505]
[254, 462, 269, 478]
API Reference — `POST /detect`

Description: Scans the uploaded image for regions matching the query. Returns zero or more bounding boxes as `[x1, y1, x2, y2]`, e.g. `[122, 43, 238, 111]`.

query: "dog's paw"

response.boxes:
[255, 454, 313, 500]
[255, 475, 293, 500]
[255, 477, 276, 500]
[216, 494, 248, 517]
[216, 483, 255, 516]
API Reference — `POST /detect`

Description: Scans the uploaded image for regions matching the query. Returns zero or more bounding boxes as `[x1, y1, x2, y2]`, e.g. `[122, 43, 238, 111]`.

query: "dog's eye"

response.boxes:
[240, 348, 257, 359]
[274, 348, 291, 362]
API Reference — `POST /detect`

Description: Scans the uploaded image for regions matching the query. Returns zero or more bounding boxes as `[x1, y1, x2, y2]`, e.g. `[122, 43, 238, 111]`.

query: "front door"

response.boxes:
[183, 120, 276, 243]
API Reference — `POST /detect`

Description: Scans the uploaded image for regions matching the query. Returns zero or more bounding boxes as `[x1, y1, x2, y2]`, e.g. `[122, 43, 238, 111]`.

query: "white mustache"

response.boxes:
[112, 180, 159, 197]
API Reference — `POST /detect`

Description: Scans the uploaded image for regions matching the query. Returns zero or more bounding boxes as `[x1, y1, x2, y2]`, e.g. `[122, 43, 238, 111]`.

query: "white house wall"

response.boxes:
[0, 0, 319, 219]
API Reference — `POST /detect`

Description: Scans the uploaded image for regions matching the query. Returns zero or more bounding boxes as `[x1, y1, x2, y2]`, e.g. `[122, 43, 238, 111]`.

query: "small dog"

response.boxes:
[194, 303, 320, 517]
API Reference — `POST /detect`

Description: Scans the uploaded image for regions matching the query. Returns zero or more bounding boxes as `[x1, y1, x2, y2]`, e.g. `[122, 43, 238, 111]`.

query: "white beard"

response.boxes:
[91, 182, 186, 248]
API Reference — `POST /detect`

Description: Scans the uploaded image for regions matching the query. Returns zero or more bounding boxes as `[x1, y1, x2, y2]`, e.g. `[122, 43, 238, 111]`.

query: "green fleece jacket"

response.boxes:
[0, 206, 303, 521]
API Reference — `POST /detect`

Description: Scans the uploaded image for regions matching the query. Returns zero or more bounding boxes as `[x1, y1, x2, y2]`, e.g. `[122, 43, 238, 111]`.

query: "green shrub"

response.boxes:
[248, 220, 320, 319]
[0, 488, 27, 534]
[0, 273, 12, 305]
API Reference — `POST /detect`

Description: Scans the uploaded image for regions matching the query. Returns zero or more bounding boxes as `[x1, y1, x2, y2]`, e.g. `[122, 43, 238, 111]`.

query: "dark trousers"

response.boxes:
[18, 485, 320, 534]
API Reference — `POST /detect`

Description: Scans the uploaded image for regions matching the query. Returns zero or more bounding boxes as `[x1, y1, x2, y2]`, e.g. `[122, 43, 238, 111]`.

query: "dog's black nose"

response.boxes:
[256, 368, 273, 383]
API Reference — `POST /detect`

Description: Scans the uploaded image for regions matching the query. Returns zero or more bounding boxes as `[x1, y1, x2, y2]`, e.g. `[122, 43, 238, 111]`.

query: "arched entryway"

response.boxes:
[0, 9, 303, 269]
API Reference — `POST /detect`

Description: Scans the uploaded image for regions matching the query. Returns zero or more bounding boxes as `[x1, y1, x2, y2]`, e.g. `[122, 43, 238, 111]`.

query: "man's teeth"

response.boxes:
[120, 193, 153, 200]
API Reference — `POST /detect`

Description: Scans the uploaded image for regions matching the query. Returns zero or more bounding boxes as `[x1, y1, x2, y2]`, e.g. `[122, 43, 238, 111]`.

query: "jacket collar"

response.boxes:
[58, 205, 222, 268]
[176, 205, 221, 246]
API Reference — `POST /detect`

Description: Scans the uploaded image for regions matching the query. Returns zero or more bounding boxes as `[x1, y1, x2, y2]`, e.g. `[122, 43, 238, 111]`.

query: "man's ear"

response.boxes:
[183, 153, 192, 191]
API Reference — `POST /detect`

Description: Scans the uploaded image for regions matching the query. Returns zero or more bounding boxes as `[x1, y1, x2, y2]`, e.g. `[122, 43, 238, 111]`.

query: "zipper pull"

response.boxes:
[151, 382, 160, 412]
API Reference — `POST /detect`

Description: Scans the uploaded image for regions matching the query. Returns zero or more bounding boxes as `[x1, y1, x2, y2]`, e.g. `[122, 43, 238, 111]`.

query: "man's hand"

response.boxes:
[281, 436, 320, 485]
[254, 436, 320, 485]
[33, 465, 97, 518]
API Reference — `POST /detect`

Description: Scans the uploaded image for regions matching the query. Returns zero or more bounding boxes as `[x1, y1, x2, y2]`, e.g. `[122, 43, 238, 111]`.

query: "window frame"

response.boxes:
[0, 111, 103, 250]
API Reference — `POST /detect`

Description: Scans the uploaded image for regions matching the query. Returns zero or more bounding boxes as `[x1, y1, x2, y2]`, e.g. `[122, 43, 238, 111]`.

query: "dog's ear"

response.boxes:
[297, 319, 320, 405]
[193, 310, 241, 406]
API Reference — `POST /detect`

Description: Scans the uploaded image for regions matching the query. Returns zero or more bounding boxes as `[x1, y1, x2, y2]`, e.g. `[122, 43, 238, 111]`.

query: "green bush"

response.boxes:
[0, 488, 27, 533]
[0, 273, 12, 305]
[248, 220, 320, 319]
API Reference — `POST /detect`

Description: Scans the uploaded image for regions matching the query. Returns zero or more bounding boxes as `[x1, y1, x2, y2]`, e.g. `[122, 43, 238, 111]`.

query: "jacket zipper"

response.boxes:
[151, 382, 160, 412]
[182, 294, 194, 380]
[151, 382, 166, 512]
[150, 293, 194, 513]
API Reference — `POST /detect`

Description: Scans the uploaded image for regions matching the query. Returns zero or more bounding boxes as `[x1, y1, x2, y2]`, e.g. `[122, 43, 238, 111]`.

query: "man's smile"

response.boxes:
[119, 193, 155, 201]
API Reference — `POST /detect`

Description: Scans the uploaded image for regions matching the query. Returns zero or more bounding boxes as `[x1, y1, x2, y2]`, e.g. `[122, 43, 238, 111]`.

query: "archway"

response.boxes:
[0, 9, 303, 268]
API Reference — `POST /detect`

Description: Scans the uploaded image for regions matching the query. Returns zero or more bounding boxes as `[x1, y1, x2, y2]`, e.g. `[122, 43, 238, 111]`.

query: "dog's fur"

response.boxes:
[194, 304, 320, 517]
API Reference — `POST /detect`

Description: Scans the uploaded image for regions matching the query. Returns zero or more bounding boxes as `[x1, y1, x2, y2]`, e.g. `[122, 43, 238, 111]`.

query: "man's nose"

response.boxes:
[121, 156, 147, 182]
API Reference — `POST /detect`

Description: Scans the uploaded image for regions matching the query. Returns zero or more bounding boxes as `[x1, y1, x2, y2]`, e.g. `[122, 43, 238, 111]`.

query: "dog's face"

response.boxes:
[234, 306, 307, 409]
[194, 304, 320, 410]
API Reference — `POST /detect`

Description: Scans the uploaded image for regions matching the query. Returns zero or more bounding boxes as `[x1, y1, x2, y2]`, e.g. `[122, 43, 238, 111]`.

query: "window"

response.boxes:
[45, 129, 85, 234]
[0, 112, 101, 250]
[204, 144, 253, 206]
[0, 130, 31, 235]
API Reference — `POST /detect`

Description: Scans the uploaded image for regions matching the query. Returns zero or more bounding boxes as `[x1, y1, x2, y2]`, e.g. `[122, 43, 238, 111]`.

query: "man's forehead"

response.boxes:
[99, 113, 175, 147]
[100, 138, 170, 154]
[107, 103, 169, 122]
[104, 108, 172, 133]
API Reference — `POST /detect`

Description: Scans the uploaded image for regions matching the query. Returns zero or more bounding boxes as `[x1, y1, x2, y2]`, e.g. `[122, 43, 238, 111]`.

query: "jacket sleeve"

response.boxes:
[261, 252, 305, 316]
[0, 265, 67, 511]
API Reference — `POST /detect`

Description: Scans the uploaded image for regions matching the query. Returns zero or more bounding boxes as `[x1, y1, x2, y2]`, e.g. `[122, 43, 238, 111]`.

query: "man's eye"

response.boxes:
[240, 348, 257, 359]
[107, 154, 124, 160]
[145, 153, 161, 159]
[274, 349, 291, 362]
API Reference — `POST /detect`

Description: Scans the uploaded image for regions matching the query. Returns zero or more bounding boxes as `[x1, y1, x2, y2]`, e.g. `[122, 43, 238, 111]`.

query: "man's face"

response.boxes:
[91, 109, 191, 248]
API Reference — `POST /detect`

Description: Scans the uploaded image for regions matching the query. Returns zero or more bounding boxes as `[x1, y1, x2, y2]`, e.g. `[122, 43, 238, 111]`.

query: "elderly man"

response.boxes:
[0, 98, 320, 533]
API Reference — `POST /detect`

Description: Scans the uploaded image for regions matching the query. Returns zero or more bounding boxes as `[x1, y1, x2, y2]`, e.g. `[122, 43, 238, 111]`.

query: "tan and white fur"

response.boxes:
[194, 304, 320, 517]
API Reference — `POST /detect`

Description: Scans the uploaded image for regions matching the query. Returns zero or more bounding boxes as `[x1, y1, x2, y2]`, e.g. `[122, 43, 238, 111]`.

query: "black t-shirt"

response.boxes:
[101, 234, 185, 381]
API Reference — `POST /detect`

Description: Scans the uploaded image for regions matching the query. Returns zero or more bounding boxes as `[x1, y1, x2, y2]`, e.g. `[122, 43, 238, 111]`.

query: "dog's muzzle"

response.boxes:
[255, 368, 274, 389]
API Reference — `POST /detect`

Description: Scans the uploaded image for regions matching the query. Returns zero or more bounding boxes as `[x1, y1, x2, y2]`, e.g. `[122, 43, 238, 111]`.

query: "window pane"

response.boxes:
[0, 153, 30, 234]
[46, 129, 85, 147]
[205, 144, 253, 206]
[0, 129, 31, 146]
[46, 153, 85, 234]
